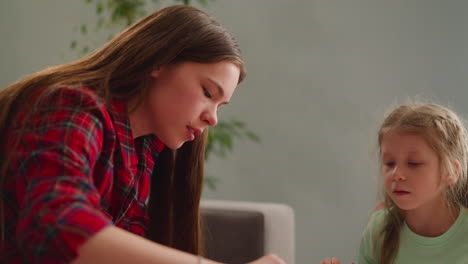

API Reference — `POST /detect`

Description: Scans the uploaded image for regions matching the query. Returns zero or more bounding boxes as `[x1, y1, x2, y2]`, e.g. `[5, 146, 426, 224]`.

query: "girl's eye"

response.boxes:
[203, 87, 212, 98]
[384, 162, 395, 167]
[408, 162, 421, 167]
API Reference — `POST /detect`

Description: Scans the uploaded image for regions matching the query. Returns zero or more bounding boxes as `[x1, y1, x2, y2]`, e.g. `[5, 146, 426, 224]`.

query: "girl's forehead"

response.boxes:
[381, 130, 425, 143]
[380, 131, 435, 154]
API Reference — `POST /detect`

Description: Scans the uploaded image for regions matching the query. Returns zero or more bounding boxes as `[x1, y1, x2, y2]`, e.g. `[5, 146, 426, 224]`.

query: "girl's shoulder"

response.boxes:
[12, 85, 117, 138]
[358, 208, 388, 263]
[38, 85, 106, 109]
[368, 208, 387, 228]
[460, 207, 468, 224]
[33, 85, 114, 122]
[362, 208, 388, 245]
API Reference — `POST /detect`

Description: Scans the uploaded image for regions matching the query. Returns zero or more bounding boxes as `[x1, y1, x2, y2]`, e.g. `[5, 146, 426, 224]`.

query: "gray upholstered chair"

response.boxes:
[201, 200, 295, 264]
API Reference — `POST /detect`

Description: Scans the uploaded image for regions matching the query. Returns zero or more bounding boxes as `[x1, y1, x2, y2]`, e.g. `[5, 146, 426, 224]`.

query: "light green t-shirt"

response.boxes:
[358, 207, 468, 264]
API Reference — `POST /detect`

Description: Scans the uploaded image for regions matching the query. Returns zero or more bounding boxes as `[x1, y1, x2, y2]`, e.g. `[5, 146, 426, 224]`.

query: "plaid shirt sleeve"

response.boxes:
[7, 87, 113, 263]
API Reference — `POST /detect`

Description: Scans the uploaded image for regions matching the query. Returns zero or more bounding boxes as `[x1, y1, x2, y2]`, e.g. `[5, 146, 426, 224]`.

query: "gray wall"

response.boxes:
[2, 1, 468, 263]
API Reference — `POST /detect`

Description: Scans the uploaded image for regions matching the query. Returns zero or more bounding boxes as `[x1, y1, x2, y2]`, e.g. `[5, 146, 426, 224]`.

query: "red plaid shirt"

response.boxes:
[1, 86, 165, 263]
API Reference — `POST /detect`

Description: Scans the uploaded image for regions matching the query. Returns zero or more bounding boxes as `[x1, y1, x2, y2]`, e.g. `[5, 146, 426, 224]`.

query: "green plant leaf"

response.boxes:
[222, 134, 233, 150]
[204, 175, 219, 191]
[81, 24, 88, 34]
[81, 45, 90, 55]
[96, 2, 104, 14]
[96, 18, 105, 30]
[232, 120, 245, 128]
[70, 40, 77, 49]
[246, 131, 261, 142]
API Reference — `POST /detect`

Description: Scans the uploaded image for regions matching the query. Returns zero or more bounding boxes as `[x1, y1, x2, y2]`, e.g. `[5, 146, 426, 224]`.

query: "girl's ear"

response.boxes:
[151, 64, 170, 78]
[446, 160, 460, 185]
[151, 68, 160, 78]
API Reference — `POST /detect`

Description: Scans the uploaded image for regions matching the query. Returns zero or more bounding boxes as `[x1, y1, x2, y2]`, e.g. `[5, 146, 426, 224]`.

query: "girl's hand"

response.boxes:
[246, 254, 286, 264]
[320, 257, 341, 264]
[320, 257, 355, 264]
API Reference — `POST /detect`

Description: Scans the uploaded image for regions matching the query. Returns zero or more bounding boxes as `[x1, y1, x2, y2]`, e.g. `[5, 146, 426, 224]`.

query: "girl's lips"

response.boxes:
[393, 190, 410, 196]
[186, 126, 202, 140]
[191, 127, 202, 136]
[187, 126, 195, 141]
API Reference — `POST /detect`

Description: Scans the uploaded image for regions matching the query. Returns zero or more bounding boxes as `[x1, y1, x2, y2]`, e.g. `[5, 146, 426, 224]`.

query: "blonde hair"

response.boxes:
[376, 103, 468, 264]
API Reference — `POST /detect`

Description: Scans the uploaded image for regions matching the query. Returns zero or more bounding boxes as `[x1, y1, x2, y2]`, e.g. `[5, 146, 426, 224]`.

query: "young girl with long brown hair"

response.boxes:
[0, 5, 285, 264]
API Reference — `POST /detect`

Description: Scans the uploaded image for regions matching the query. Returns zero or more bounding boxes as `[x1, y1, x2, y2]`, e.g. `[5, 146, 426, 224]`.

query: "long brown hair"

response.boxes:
[376, 103, 468, 264]
[0, 5, 246, 255]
